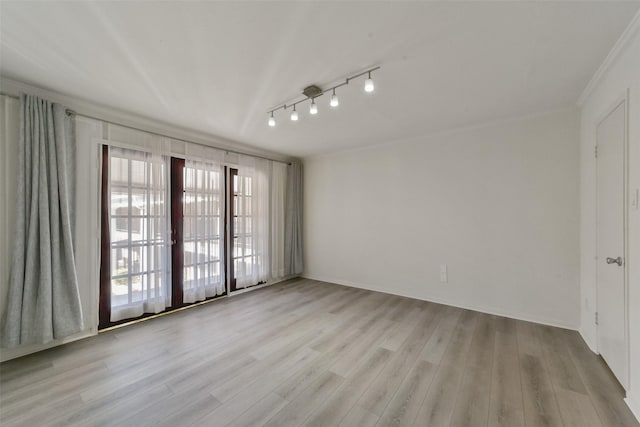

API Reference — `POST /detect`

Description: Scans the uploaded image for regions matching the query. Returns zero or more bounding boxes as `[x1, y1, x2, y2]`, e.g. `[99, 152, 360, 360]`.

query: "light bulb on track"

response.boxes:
[310, 99, 318, 115]
[290, 106, 298, 121]
[364, 72, 374, 92]
[330, 89, 339, 107]
[268, 112, 275, 127]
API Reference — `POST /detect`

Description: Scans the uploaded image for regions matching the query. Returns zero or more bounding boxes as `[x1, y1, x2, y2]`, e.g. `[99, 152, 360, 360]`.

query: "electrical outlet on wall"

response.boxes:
[440, 264, 448, 283]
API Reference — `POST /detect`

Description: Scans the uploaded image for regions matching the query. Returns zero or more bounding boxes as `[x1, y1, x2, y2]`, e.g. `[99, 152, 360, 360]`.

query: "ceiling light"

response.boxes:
[265, 66, 379, 127]
[364, 72, 374, 92]
[330, 89, 339, 107]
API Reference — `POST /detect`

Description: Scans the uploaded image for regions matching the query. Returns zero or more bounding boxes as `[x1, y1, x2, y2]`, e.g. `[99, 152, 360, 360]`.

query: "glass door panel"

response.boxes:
[99, 146, 171, 328]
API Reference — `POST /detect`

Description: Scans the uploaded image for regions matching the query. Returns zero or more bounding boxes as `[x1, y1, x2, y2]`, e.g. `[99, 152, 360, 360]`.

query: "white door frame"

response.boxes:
[595, 90, 630, 390]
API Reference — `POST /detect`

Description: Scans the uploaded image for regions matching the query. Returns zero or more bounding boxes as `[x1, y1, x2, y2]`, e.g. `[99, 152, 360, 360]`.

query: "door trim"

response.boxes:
[595, 90, 630, 391]
[170, 157, 185, 308]
[229, 167, 238, 292]
[98, 145, 111, 330]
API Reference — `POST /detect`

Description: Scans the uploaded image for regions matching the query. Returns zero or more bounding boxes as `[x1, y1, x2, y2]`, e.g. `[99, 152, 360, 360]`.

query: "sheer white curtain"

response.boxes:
[74, 116, 103, 332]
[108, 145, 171, 322]
[271, 162, 287, 280]
[183, 144, 225, 302]
[235, 155, 270, 288]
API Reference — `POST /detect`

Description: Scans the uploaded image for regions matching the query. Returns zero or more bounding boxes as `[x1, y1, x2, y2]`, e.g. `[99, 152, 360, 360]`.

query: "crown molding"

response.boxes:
[0, 77, 296, 163]
[577, 10, 640, 106]
[304, 106, 577, 160]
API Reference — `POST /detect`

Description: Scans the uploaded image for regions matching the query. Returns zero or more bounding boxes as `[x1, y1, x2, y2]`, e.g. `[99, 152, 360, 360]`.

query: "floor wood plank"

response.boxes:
[357, 304, 441, 416]
[488, 330, 525, 427]
[413, 310, 479, 427]
[305, 347, 393, 427]
[376, 359, 437, 426]
[449, 314, 496, 427]
[0, 278, 636, 427]
[264, 371, 344, 427]
[517, 322, 565, 427]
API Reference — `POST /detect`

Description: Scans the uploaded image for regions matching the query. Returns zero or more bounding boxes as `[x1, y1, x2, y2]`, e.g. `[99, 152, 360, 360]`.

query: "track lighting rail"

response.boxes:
[266, 66, 380, 126]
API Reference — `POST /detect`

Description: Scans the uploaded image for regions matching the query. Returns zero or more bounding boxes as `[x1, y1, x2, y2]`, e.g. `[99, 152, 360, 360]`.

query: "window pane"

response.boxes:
[112, 248, 128, 276]
[130, 245, 144, 274]
[131, 159, 147, 185]
[244, 237, 253, 256]
[184, 265, 195, 287]
[234, 258, 242, 278]
[184, 217, 194, 240]
[110, 189, 129, 216]
[234, 237, 242, 258]
[150, 191, 165, 216]
[183, 240, 195, 265]
[111, 277, 129, 307]
[130, 274, 144, 303]
[110, 157, 128, 184]
[209, 262, 220, 282]
[131, 188, 147, 215]
[209, 240, 220, 261]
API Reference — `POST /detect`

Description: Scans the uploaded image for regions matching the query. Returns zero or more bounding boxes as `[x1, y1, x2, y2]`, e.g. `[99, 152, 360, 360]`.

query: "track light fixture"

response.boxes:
[266, 66, 379, 126]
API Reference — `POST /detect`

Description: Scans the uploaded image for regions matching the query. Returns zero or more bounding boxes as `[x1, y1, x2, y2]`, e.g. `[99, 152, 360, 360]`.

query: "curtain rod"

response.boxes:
[0, 92, 292, 165]
[0, 92, 19, 100]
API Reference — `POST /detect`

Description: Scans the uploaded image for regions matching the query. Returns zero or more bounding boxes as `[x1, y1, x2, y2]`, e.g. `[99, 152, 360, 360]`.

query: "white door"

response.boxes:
[596, 100, 627, 390]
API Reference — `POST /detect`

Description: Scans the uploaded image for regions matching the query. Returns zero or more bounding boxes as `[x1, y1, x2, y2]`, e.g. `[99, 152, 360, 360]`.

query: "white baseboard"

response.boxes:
[0, 329, 96, 363]
[302, 274, 578, 331]
[579, 327, 599, 354]
[625, 394, 640, 424]
[229, 275, 299, 296]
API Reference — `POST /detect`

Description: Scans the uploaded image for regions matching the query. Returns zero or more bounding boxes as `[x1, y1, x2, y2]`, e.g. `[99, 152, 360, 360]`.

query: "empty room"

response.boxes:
[0, 1, 639, 426]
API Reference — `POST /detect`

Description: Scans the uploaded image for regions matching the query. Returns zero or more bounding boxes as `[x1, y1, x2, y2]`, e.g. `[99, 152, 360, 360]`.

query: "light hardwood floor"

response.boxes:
[0, 278, 637, 427]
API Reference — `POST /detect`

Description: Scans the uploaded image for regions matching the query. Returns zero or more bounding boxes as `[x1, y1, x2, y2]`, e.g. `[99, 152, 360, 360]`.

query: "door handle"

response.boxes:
[606, 257, 623, 266]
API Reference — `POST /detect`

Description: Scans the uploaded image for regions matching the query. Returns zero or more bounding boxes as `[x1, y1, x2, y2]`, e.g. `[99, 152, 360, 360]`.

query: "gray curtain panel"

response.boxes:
[1, 94, 84, 348]
[284, 161, 303, 276]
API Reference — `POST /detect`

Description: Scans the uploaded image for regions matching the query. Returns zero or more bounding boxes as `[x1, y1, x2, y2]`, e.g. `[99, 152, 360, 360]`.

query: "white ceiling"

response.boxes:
[1, 1, 638, 157]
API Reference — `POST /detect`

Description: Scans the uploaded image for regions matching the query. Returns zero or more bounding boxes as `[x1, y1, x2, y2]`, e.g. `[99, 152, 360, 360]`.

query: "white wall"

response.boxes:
[578, 15, 640, 417]
[303, 109, 580, 329]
